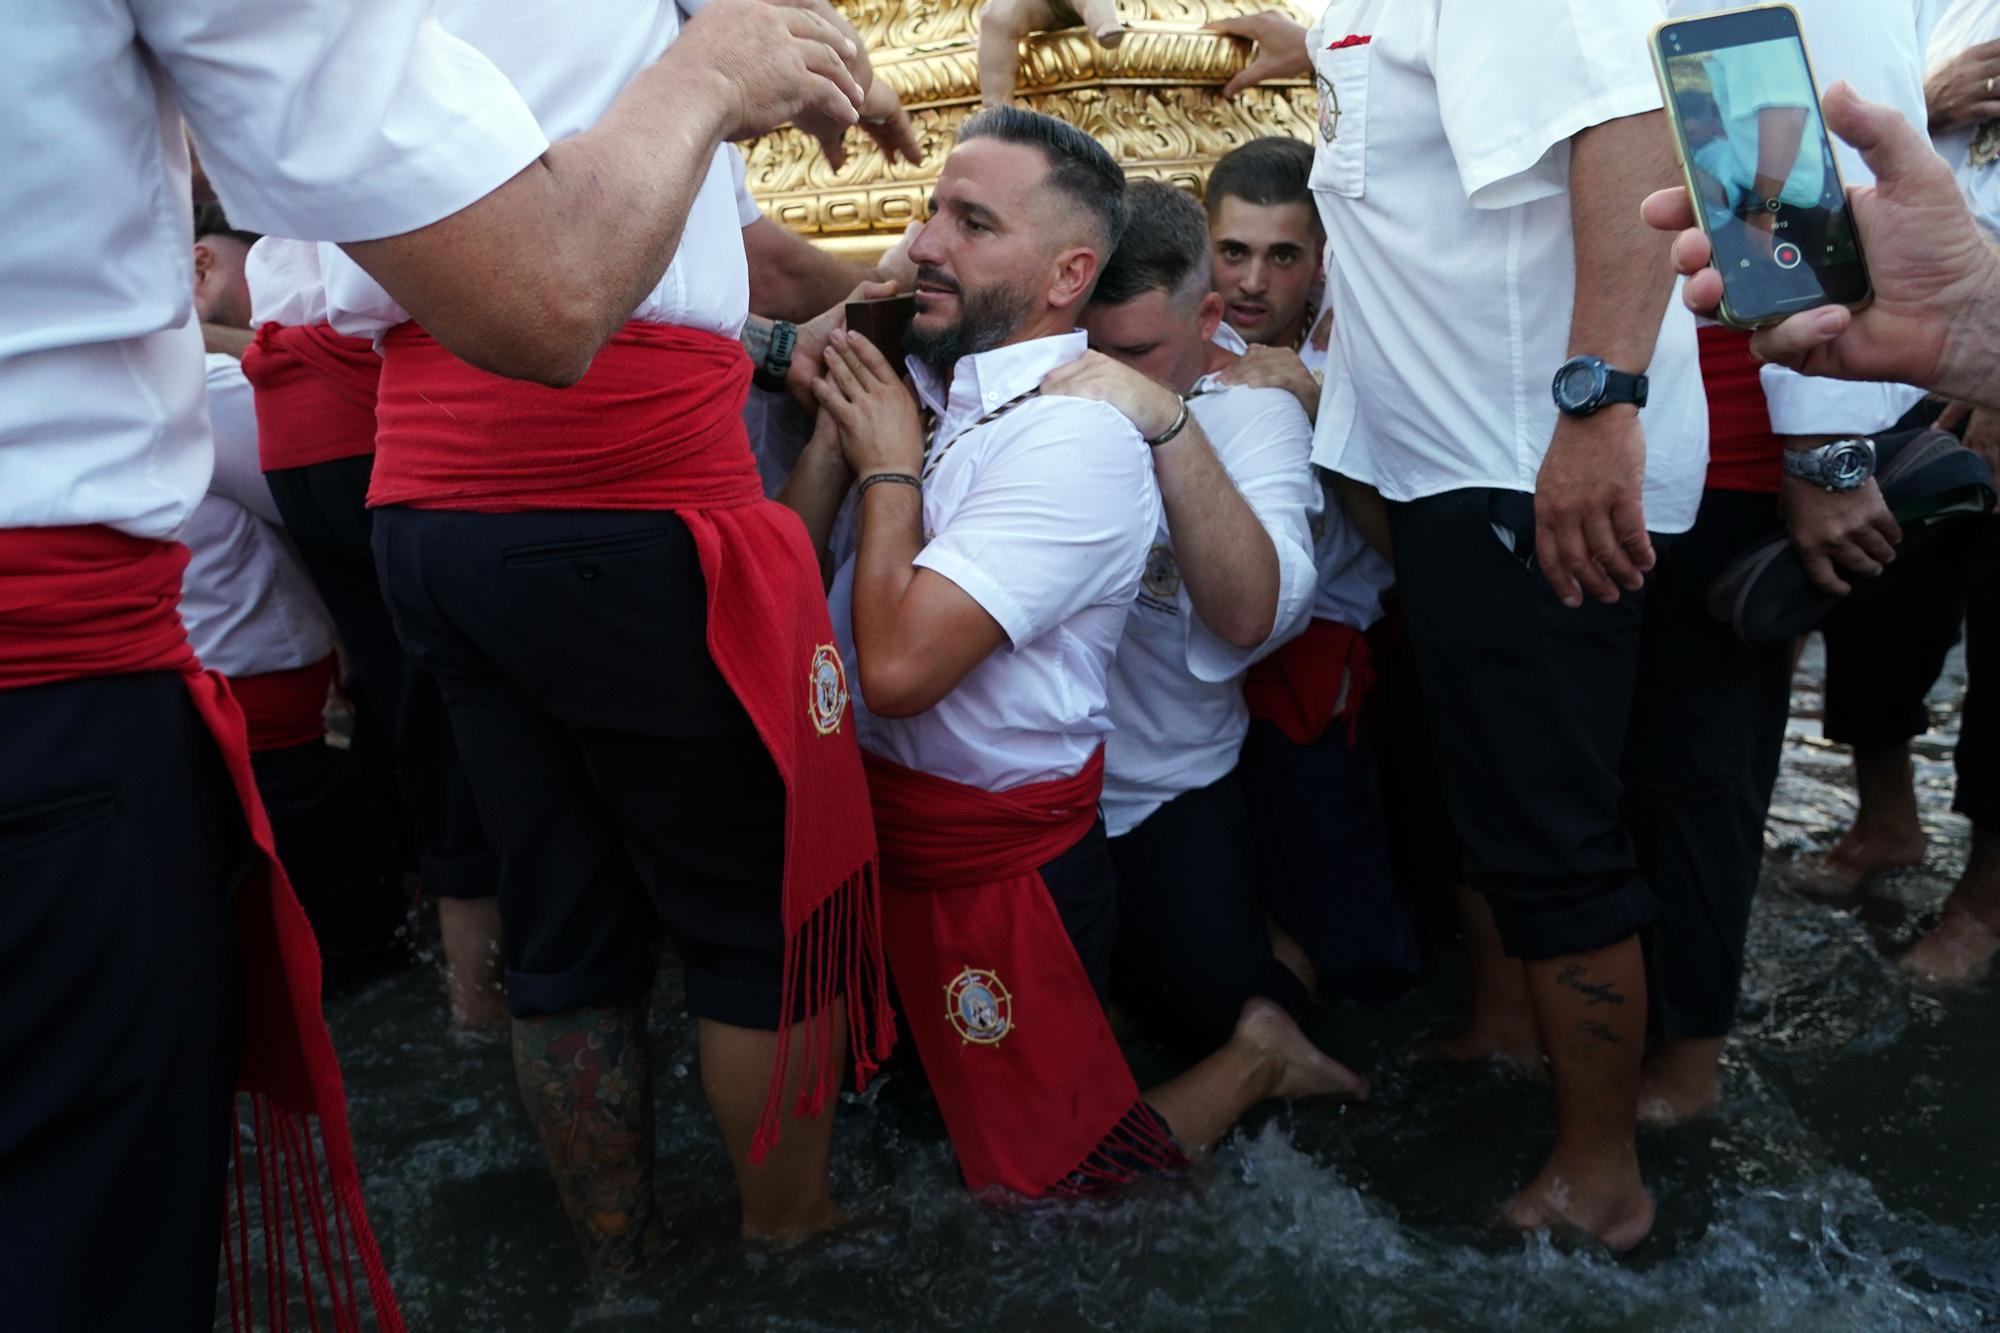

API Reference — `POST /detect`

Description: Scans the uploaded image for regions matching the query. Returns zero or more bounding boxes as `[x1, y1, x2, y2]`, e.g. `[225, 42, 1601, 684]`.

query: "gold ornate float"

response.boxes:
[743, 0, 1317, 258]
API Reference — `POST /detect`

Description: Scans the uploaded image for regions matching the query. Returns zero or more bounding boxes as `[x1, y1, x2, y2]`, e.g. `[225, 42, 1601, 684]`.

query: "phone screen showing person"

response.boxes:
[1655, 5, 1871, 328]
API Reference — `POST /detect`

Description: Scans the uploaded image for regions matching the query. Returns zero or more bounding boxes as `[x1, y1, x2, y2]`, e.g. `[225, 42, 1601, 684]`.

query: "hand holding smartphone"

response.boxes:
[844, 294, 917, 365]
[1652, 4, 1873, 330]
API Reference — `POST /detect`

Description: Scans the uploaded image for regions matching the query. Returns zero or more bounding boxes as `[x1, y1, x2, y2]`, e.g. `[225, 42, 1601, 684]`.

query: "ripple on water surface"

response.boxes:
[227, 640, 2000, 1330]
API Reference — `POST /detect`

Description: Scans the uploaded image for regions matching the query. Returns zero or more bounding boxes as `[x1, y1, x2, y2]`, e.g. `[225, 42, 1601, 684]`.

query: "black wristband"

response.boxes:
[858, 471, 921, 499]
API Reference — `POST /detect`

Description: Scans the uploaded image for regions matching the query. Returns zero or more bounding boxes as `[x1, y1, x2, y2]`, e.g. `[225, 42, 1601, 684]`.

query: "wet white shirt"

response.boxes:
[0, 0, 548, 540]
[324, 0, 750, 346]
[180, 356, 336, 676]
[1671, 0, 1932, 435]
[1304, 0, 1709, 533]
[830, 333, 1163, 794]
[1101, 366, 1319, 838]
[1930, 0, 2000, 236]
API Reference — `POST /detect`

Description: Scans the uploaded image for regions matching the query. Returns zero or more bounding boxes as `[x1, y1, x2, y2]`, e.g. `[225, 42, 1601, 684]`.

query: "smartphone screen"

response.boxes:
[1655, 5, 1871, 327]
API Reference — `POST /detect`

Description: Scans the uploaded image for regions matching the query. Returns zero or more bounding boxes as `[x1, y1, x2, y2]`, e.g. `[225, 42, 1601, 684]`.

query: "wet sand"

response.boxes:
[235, 637, 1999, 1330]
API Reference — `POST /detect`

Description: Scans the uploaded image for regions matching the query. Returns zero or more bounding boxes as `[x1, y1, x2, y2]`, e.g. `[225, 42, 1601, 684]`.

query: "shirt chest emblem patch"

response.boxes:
[1142, 544, 1182, 601]
[1317, 74, 1343, 142]
[945, 967, 1013, 1045]
[807, 643, 849, 736]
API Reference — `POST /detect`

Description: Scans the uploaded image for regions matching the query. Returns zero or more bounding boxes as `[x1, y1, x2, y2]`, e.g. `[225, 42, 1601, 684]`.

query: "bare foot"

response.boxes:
[1636, 1038, 1722, 1128]
[1235, 999, 1369, 1102]
[1784, 827, 1926, 898]
[1900, 899, 2000, 986]
[1423, 1021, 1546, 1078]
[741, 1201, 848, 1244]
[1500, 1154, 1655, 1254]
[440, 895, 509, 1034]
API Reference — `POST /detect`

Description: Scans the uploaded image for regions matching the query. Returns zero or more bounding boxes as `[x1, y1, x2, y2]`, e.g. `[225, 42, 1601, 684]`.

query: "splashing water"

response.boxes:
[225, 637, 2000, 1330]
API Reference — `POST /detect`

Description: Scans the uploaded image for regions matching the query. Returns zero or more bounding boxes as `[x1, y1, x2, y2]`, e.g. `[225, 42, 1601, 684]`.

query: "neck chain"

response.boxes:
[1291, 300, 1318, 353]
[919, 388, 1040, 482]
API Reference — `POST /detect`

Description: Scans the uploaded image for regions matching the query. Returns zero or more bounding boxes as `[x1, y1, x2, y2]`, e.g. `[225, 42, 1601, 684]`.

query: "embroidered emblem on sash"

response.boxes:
[807, 643, 849, 736]
[945, 967, 1013, 1045]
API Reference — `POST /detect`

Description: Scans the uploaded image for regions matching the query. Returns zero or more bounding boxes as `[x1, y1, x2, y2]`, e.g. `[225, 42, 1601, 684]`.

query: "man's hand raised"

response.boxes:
[679, 0, 865, 143]
[1204, 10, 1310, 99]
[1644, 83, 2000, 408]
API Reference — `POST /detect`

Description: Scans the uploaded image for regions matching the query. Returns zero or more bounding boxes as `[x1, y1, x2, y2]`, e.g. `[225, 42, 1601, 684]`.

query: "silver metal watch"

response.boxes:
[1781, 438, 1876, 492]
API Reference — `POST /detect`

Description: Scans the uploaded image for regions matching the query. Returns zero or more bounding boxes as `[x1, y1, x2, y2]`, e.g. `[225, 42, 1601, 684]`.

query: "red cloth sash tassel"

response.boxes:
[1242, 617, 1374, 747]
[240, 322, 382, 472]
[864, 748, 1186, 1196]
[0, 525, 402, 1333]
[1698, 324, 1783, 494]
[370, 321, 891, 1157]
[229, 654, 335, 753]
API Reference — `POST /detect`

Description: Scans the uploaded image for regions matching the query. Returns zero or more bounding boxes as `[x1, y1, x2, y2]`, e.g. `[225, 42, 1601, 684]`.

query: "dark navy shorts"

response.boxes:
[373, 507, 796, 1029]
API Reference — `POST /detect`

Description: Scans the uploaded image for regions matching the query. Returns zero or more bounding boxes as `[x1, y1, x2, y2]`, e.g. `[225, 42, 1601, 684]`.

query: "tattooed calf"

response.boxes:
[1557, 962, 1626, 1007]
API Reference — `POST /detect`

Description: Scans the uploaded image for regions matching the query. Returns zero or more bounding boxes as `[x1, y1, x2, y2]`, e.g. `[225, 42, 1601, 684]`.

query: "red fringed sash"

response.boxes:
[0, 525, 401, 1333]
[370, 321, 890, 1155]
[864, 748, 1184, 1196]
[240, 322, 382, 472]
[230, 654, 336, 754]
[1242, 618, 1374, 747]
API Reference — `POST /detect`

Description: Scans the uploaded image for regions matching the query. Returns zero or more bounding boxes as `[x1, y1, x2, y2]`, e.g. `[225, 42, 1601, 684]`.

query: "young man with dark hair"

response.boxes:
[786, 108, 1344, 1201]
[1202, 140, 1416, 1002]
[1077, 179, 1375, 1080]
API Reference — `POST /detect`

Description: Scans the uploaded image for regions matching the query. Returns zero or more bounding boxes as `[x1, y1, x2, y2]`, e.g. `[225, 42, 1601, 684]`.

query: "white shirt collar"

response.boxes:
[907, 330, 1089, 432]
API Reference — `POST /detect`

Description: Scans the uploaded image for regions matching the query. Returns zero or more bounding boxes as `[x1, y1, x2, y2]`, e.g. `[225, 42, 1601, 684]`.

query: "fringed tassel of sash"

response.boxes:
[221, 1096, 401, 1333]
[751, 859, 895, 1161]
[1056, 1102, 1190, 1196]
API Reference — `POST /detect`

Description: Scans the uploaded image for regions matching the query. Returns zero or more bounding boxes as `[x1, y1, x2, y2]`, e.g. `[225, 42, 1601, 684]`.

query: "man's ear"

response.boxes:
[1197, 290, 1225, 341]
[192, 241, 215, 292]
[1047, 246, 1100, 312]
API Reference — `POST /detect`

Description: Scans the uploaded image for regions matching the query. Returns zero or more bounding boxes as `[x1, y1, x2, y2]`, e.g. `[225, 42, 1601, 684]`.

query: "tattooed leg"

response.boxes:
[1500, 935, 1655, 1252]
[513, 1005, 669, 1279]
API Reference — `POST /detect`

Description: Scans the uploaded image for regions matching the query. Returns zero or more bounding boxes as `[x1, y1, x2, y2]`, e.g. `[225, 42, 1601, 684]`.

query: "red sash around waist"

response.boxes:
[1242, 617, 1374, 747]
[369, 322, 890, 1156]
[230, 654, 335, 754]
[240, 322, 381, 472]
[0, 525, 401, 1333]
[865, 748, 1181, 1197]
[1699, 324, 1782, 494]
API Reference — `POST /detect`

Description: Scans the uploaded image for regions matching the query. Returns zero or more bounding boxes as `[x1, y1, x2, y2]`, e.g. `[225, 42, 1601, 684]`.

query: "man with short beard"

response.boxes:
[784, 108, 1348, 1199]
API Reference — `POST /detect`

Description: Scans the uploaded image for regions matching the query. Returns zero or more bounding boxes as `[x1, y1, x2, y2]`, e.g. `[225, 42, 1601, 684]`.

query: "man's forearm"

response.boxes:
[776, 439, 855, 580]
[1567, 110, 1680, 370]
[342, 57, 736, 386]
[1154, 418, 1281, 648]
[851, 485, 929, 680]
[745, 218, 873, 321]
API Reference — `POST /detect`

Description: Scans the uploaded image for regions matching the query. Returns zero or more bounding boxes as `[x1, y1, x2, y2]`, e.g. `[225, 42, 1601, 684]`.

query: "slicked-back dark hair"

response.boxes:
[1205, 136, 1320, 231]
[956, 105, 1129, 258]
[1090, 179, 1210, 308]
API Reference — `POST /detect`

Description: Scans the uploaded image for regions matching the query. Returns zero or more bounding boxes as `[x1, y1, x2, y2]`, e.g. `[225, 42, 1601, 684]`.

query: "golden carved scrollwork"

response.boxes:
[743, 0, 1316, 250]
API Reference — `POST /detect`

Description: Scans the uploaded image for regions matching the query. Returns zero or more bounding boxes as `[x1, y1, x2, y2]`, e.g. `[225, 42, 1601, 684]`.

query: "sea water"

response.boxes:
[226, 638, 2000, 1330]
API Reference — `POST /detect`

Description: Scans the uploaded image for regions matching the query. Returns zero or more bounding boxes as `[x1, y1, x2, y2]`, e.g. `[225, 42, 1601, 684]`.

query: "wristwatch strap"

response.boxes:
[1603, 366, 1649, 410]
[752, 320, 797, 393]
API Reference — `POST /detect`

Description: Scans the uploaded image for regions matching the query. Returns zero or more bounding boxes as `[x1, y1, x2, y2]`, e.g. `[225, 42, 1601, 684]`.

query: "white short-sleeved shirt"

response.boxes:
[1672, 0, 1933, 435]
[1304, 0, 1709, 534]
[1930, 0, 2000, 236]
[180, 355, 336, 676]
[324, 0, 750, 346]
[0, 1, 548, 540]
[245, 237, 331, 330]
[1101, 371, 1320, 837]
[829, 333, 1163, 794]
